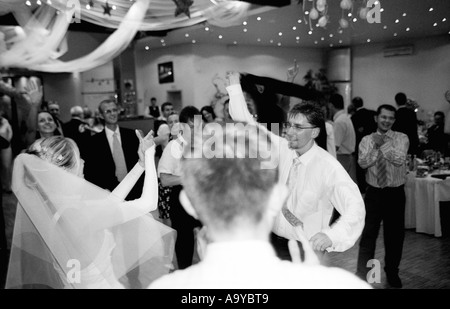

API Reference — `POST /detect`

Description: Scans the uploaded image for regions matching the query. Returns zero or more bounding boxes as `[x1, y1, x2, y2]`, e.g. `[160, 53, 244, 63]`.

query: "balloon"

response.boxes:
[340, 0, 353, 10]
[310, 8, 319, 20]
[339, 18, 349, 28]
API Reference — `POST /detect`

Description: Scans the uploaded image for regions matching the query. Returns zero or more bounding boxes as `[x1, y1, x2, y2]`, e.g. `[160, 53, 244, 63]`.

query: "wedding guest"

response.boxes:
[200, 106, 216, 123]
[392, 92, 418, 155]
[226, 72, 365, 263]
[425, 111, 447, 154]
[149, 122, 370, 289]
[47, 102, 64, 136]
[356, 104, 409, 288]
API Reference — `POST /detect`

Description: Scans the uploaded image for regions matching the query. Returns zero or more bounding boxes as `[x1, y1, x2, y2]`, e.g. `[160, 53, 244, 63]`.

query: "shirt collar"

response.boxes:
[376, 129, 395, 139]
[333, 110, 345, 121]
[204, 240, 278, 262]
[105, 126, 120, 137]
[294, 142, 319, 166]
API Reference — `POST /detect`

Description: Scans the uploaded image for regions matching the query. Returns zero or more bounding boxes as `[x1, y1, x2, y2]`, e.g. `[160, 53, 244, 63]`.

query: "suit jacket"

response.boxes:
[392, 106, 419, 155]
[62, 118, 90, 158]
[84, 127, 143, 200]
[351, 108, 376, 154]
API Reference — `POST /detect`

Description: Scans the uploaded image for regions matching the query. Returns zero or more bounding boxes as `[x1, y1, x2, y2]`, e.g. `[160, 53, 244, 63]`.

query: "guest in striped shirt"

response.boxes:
[356, 104, 409, 288]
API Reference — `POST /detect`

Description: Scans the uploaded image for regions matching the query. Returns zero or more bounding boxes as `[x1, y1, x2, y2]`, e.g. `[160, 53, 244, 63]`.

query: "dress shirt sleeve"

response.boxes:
[226, 84, 257, 125]
[333, 119, 345, 149]
[380, 134, 409, 166]
[322, 167, 366, 252]
[158, 141, 181, 177]
[358, 135, 379, 169]
[326, 122, 337, 158]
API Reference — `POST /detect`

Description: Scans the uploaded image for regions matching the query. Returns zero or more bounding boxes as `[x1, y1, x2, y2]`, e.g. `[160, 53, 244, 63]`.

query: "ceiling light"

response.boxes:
[298, 19, 302, 23]
[162, 43, 166, 46]
[339, 40, 343, 44]
[321, 37, 324, 41]
[395, 19, 399, 23]
[192, 40, 196, 44]
[314, 41, 318, 44]
[429, 8, 434, 12]
[380, 8, 384, 12]
[25, 0, 31, 6]
[185, 34, 190, 38]
[402, 13, 407, 17]
[394, 33, 398, 36]
[36, 0, 42, 5]
[348, 13, 352, 17]
[277, 43, 282, 46]
[406, 27, 410, 31]
[205, 27, 210, 31]
[329, 34, 334, 38]
[112, 5, 116, 10]
[243, 21, 247, 26]
[278, 32, 283, 36]
[433, 23, 438, 27]
[383, 25, 387, 29]
[353, 18, 357, 22]
[305, 11, 309, 15]
[257, 17, 261, 21]
[308, 30, 313, 35]
[218, 35, 223, 39]
[86, 4, 91, 9]
[296, 41, 300, 44]
[292, 26, 297, 30]
[296, 36, 300, 40]
[243, 28, 248, 32]
[270, 40, 273, 43]
[257, 38, 261, 42]
[367, 39, 371, 42]
[443, 18, 447, 22]
[330, 44, 334, 47]
[161, 39, 165, 43]
[145, 46, 149, 50]
[234, 41, 237, 45]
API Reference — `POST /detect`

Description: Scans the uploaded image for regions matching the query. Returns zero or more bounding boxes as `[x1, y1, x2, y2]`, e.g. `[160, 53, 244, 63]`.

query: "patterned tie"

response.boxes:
[282, 158, 304, 228]
[112, 132, 128, 182]
[376, 149, 388, 188]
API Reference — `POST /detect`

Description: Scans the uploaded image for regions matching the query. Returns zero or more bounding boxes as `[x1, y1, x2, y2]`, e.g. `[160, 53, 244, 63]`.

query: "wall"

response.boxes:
[134, 43, 324, 114]
[41, 31, 111, 121]
[352, 35, 450, 122]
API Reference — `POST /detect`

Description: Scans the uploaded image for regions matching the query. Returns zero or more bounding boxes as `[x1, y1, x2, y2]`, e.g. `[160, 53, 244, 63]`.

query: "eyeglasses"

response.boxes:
[283, 122, 317, 131]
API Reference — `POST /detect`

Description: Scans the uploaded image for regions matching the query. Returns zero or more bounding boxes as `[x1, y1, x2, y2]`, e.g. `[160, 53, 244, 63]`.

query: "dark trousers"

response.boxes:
[357, 185, 405, 277]
[270, 233, 305, 262]
[169, 185, 201, 270]
[1, 193, 8, 288]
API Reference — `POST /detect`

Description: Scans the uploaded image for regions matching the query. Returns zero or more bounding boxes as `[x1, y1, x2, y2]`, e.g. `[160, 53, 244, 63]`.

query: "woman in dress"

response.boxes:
[6, 133, 175, 289]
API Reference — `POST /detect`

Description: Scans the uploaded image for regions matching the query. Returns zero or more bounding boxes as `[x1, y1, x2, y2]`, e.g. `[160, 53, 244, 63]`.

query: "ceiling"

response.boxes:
[136, 0, 450, 50]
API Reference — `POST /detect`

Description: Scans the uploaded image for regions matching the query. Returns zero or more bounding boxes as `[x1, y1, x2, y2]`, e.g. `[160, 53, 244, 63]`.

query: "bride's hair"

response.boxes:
[27, 136, 79, 171]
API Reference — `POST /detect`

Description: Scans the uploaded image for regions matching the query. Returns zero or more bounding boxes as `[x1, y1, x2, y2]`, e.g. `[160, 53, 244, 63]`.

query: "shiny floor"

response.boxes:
[2, 191, 450, 289]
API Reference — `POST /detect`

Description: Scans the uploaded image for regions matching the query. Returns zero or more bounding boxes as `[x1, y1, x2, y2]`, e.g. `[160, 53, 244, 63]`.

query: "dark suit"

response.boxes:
[392, 106, 419, 155]
[351, 108, 377, 192]
[84, 127, 143, 200]
[63, 118, 90, 159]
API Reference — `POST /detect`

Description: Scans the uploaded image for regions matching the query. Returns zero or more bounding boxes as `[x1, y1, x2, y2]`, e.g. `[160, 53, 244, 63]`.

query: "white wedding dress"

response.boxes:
[6, 147, 176, 289]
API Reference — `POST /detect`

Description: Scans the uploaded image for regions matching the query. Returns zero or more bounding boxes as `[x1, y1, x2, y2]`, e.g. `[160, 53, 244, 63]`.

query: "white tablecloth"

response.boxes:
[405, 172, 450, 237]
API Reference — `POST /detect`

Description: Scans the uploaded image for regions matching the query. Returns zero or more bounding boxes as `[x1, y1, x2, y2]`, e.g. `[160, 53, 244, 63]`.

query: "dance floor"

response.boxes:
[2, 191, 450, 289]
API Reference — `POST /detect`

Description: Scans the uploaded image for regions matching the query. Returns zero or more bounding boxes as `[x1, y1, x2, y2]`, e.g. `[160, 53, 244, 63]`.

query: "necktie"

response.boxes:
[283, 158, 304, 228]
[112, 132, 127, 182]
[376, 149, 388, 188]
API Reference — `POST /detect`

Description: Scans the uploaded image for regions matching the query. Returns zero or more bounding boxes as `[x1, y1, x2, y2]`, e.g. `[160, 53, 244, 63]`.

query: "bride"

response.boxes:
[6, 133, 176, 289]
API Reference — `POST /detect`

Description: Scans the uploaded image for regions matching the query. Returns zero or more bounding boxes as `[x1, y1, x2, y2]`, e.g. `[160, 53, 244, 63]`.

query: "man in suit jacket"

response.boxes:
[63, 106, 90, 158]
[351, 97, 376, 192]
[392, 92, 419, 155]
[84, 100, 143, 200]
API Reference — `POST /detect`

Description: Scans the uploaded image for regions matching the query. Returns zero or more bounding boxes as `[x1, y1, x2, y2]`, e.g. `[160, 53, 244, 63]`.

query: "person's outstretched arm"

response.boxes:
[111, 130, 159, 222]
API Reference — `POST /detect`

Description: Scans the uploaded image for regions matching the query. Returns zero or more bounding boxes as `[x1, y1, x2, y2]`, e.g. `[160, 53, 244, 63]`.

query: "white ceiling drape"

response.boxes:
[0, 0, 251, 72]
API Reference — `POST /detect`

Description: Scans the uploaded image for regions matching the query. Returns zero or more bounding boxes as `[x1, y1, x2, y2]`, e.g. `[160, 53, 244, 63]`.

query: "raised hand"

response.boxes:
[136, 129, 155, 167]
[287, 59, 299, 82]
[372, 133, 385, 149]
[23, 78, 43, 106]
[225, 71, 241, 88]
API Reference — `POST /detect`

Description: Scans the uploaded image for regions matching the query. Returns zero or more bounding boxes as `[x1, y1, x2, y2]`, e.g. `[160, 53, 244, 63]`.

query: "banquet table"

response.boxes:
[404, 171, 450, 237]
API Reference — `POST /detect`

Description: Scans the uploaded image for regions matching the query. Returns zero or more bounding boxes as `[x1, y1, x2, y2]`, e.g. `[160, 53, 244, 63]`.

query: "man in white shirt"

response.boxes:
[225, 72, 365, 262]
[328, 93, 357, 183]
[149, 119, 370, 289]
